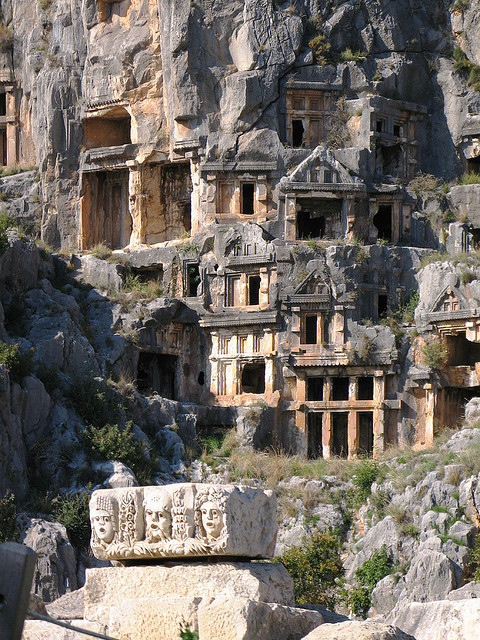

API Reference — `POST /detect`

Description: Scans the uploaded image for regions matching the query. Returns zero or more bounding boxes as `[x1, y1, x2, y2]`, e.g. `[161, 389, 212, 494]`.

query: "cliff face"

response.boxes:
[0, 0, 477, 246]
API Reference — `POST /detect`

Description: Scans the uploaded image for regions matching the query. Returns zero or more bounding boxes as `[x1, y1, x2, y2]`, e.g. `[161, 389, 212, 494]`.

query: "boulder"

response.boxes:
[46, 587, 85, 620]
[19, 518, 77, 603]
[387, 598, 480, 640]
[301, 621, 415, 640]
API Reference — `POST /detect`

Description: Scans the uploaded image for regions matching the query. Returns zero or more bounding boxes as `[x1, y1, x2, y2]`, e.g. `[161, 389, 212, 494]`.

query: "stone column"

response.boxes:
[190, 159, 202, 234]
[284, 194, 296, 241]
[128, 166, 145, 245]
[424, 383, 435, 448]
[322, 411, 332, 458]
[373, 373, 385, 455]
[347, 411, 357, 458]
[6, 87, 16, 167]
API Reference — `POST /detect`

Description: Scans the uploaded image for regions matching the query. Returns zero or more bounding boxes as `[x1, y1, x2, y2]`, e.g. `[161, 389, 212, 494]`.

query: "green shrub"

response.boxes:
[467, 534, 480, 581]
[84, 421, 146, 476]
[69, 377, 121, 428]
[347, 545, 393, 617]
[0, 24, 13, 52]
[407, 173, 445, 202]
[0, 492, 17, 542]
[0, 342, 34, 383]
[277, 530, 344, 608]
[180, 624, 199, 640]
[0, 212, 16, 253]
[340, 48, 367, 62]
[400, 291, 419, 324]
[451, 0, 470, 11]
[459, 172, 480, 185]
[453, 47, 480, 92]
[352, 459, 380, 502]
[53, 489, 91, 550]
[423, 341, 448, 369]
[89, 242, 112, 260]
[308, 34, 331, 65]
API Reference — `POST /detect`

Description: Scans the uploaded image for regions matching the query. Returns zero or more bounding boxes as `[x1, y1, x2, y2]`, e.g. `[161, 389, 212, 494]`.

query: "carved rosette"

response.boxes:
[89, 483, 277, 561]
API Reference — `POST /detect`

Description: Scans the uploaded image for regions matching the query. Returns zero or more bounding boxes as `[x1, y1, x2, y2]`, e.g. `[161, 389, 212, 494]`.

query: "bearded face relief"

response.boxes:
[200, 500, 224, 540]
[144, 494, 172, 543]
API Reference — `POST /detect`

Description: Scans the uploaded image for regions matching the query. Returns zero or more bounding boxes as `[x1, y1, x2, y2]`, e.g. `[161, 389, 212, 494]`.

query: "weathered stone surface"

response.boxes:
[387, 598, 480, 640]
[19, 518, 78, 603]
[84, 563, 294, 623]
[399, 549, 457, 604]
[74, 255, 126, 293]
[22, 619, 107, 640]
[89, 484, 277, 561]
[196, 596, 324, 640]
[301, 621, 414, 640]
[46, 587, 85, 620]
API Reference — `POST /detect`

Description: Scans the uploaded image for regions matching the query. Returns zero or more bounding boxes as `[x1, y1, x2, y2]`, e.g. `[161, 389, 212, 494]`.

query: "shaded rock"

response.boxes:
[19, 518, 78, 603]
[91, 460, 138, 488]
[46, 587, 85, 620]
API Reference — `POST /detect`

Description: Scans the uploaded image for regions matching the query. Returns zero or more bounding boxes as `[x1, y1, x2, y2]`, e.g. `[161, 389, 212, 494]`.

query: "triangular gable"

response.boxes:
[430, 285, 469, 313]
[284, 146, 360, 185]
[294, 270, 330, 296]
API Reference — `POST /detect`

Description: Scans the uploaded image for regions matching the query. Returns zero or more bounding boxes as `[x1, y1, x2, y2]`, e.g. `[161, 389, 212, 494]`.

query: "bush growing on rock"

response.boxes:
[352, 459, 380, 502]
[0, 492, 17, 542]
[69, 376, 121, 427]
[277, 530, 344, 608]
[52, 489, 91, 550]
[0, 342, 34, 383]
[345, 545, 393, 617]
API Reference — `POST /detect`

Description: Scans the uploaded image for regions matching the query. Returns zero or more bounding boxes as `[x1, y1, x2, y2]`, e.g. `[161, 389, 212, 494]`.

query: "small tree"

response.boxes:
[278, 530, 344, 608]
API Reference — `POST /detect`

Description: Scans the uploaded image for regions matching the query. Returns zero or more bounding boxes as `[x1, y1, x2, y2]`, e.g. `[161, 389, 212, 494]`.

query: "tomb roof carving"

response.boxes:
[89, 484, 277, 561]
[200, 161, 277, 173]
[285, 80, 342, 91]
[280, 146, 363, 189]
[200, 310, 279, 328]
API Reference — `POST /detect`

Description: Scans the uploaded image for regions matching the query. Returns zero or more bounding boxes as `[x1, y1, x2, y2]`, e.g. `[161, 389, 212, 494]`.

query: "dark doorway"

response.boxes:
[241, 362, 265, 393]
[0, 94, 6, 117]
[332, 377, 349, 401]
[358, 412, 374, 455]
[182, 201, 192, 233]
[373, 205, 392, 242]
[248, 275, 261, 305]
[467, 156, 480, 174]
[292, 120, 305, 147]
[0, 128, 6, 165]
[305, 315, 318, 344]
[445, 333, 480, 366]
[358, 376, 374, 400]
[332, 412, 348, 457]
[241, 183, 255, 215]
[378, 294, 388, 318]
[296, 198, 341, 240]
[137, 352, 177, 399]
[187, 264, 201, 297]
[308, 412, 323, 458]
[307, 377, 324, 401]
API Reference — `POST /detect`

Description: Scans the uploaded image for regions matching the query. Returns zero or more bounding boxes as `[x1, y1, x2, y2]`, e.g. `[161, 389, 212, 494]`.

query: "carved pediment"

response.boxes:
[284, 146, 359, 186]
[430, 286, 468, 314]
[294, 270, 330, 297]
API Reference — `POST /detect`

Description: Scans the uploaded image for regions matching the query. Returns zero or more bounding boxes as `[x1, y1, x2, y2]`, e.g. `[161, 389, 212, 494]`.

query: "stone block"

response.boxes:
[84, 563, 295, 623]
[89, 483, 277, 561]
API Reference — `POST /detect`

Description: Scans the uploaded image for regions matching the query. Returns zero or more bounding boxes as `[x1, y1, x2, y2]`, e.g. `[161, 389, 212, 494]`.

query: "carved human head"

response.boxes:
[90, 495, 117, 545]
[143, 493, 172, 543]
[195, 489, 227, 541]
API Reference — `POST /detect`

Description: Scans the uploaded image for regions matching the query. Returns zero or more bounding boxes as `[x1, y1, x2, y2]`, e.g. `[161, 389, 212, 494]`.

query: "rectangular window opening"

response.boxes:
[332, 377, 349, 401]
[248, 275, 261, 305]
[308, 412, 323, 459]
[0, 94, 6, 117]
[307, 377, 324, 401]
[305, 315, 318, 344]
[358, 376, 374, 400]
[241, 183, 255, 215]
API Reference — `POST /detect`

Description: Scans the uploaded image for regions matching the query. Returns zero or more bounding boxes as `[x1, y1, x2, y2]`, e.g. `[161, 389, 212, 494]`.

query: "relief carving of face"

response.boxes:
[144, 496, 172, 543]
[200, 500, 224, 539]
[92, 509, 115, 544]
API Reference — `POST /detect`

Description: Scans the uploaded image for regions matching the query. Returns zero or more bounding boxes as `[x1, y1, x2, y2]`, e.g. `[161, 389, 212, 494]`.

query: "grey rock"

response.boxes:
[91, 460, 138, 488]
[19, 518, 78, 603]
[46, 587, 85, 620]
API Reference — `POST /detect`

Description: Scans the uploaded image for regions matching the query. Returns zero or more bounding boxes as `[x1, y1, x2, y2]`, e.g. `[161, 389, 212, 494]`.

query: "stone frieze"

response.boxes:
[89, 483, 277, 560]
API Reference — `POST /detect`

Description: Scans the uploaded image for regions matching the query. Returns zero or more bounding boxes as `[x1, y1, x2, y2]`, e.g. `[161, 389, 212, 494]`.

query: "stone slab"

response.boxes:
[89, 483, 277, 561]
[84, 563, 295, 623]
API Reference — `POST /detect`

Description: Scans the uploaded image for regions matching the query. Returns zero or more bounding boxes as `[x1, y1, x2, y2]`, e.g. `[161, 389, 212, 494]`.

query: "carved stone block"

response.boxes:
[89, 483, 277, 561]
